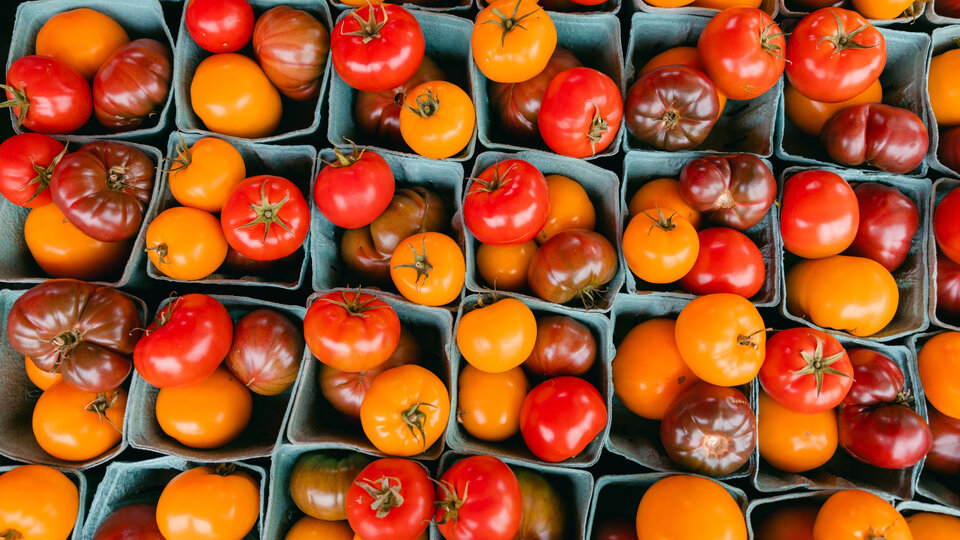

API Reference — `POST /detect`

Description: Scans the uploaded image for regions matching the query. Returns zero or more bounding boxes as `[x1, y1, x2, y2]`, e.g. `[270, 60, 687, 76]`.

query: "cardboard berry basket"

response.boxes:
[462, 150, 623, 313]
[775, 27, 932, 177]
[476, 0, 622, 15]
[172, 0, 333, 144]
[0, 138, 162, 289]
[747, 489, 899, 539]
[778, 166, 931, 342]
[0, 287, 148, 471]
[326, 10, 476, 161]
[635, 0, 776, 18]
[310, 148, 465, 296]
[898, 499, 960, 523]
[6, 0, 176, 141]
[286, 288, 454, 461]
[445, 293, 611, 469]
[930, 178, 960, 331]
[924, 2, 960, 24]
[0, 464, 86, 540]
[80, 456, 266, 540]
[780, 0, 924, 26]
[472, 12, 624, 158]
[622, 12, 780, 158]
[620, 150, 781, 307]
[126, 295, 308, 462]
[142, 131, 316, 289]
[925, 27, 960, 179]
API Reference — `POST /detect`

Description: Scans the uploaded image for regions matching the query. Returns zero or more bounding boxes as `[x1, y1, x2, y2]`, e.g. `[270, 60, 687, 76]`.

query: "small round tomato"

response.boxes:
[524, 315, 596, 377]
[930, 47, 960, 128]
[24, 202, 131, 281]
[304, 291, 401, 372]
[678, 227, 765, 298]
[145, 206, 229, 281]
[471, 0, 557, 83]
[360, 364, 450, 456]
[2, 55, 93, 134]
[527, 230, 618, 305]
[35, 8, 129, 80]
[0, 133, 65, 207]
[289, 452, 372, 521]
[675, 293, 767, 387]
[754, 505, 818, 540]
[697, 8, 785, 101]
[33, 381, 125, 462]
[221, 175, 310, 261]
[435, 456, 522, 540]
[167, 136, 246, 212]
[331, 4, 425, 92]
[780, 170, 859, 259]
[314, 144, 395, 229]
[918, 332, 960, 420]
[399, 81, 475, 160]
[390, 232, 465, 306]
[813, 490, 911, 540]
[156, 465, 260, 540]
[907, 512, 960, 540]
[25, 356, 61, 391]
[636, 475, 747, 540]
[186, 0, 255, 53]
[623, 208, 699, 285]
[759, 328, 853, 414]
[538, 67, 622, 158]
[639, 46, 727, 114]
[758, 390, 838, 473]
[520, 376, 606, 462]
[0, 465, 79, 540]
[156, 366, 253, 449]
[935, 188, 960, 265]
[285, 516, 353, 540]
[537, 175, 596, 243]
[476, 241, 537, 292]
[458, 364, 529, 442]
[627, 177, 702, 228]
[463, 159, 549, 246]
[347, 458, 434, 540]
[457, 298, 537, 374]
[784, 80, 882, 137]
[191, 53, 282, 139]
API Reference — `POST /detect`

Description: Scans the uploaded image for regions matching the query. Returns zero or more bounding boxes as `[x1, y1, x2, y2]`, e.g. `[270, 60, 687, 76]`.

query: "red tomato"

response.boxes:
[304, 291, 401, 372]
[844, 183, 919, 272]
[678, 227, 765, 298]
[463, 159, 549, 245]
[331, 4, 425, 92]
[538, 67, 623, 158]
[346, 458, 434, 540]
[935, 188, 960, 265]
[938, 255, 960, 323]
[314, 145, 395, 229]
[2, 55, 92, 133]
[221, 175, 310, 261]
[780, 170, 859, 259]
[697, 8, 786, 101]
[133, 294, 234, 389]
[926, 406, 960, 475]
[820, 104, 928, 175]
[185, 0, 255, 53]
[520, 376, 607, 462]
[0, 133, 65, 207]
[759, 328, 853, 413]
[435, 456, 522, 540]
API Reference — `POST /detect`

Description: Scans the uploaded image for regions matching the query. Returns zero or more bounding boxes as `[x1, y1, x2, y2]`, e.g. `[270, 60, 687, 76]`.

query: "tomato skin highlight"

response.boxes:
[679, 227, 765, 298]
[520, 376, 607, 462]
[463, 159, 549, 246]
[538, 67, 623, 158]
[185, 0, 255, 53]
[331, 4, 425, 92]
[3, 55, 93, 134]
[0, 133, 65, 207]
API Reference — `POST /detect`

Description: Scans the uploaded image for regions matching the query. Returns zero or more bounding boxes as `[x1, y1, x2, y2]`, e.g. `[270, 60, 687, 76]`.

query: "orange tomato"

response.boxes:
[145, 206, 229, 281]
[754, 504, 818, 540]
[851, 0, 916, 19]
[644, 0, 697, 6]
[156, 366, 253, 449]
[627, 177, 702, 228]
[813, 490, 911, 540]
[156, 465, 260, 540]
[35, 8, 129, 79]
[536, 175, 596, 244]
[785, 80, 882, 137]
[691, 0, 763, 8]
[612, 318, 700, 420]
[929, 47, 960, 128]
[457, 364, 529, 441]
[918, 332, 960, 419]
[399, 81, 475, 159]
[25, 202, 131, 281]
[456, 298, 537, 373]
[285, 516, 354, 540]
[360, 364, 450, 456]
[907, 512, 960, 539]
[168, 136, 246, 212]
[32, 381, 125, 462]
[471, 0, 557, 83]
[636, 475, 747, 540]
[191, 53, 282, 138]
[639, 47, 727, 114]
[390, 232, 465, 306]
[0, 465, 79, 540]
[623, 207, 699, 284]
[476, 241, 537, 291]
[674, 293, 766, 386]
[25, 356, 61, 391]
[758, 391, 837, 473]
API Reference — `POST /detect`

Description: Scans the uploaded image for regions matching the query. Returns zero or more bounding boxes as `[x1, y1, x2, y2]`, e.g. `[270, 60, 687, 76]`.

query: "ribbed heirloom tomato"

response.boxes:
[252, 6, 330, 101]
[93, 38, 172, 132]
[471, 0, 557, 83]
[304, 290, 401, 372]
[525, 315, 597, 377]
[0, 465, 79, 540]
[639, 46, 727, 113]
[526, 230, 618, 304]
[360, 364, 450, 456]
[935, 188, 960, 265]
[166, 136, 246, 212]
[784, 80, 882, 137]
[156, 465, 260, 540]
[456, 298, 537, 374]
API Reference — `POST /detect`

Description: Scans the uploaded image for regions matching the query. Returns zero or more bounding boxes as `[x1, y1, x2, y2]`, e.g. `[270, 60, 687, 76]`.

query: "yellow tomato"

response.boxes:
[758, 391, 838, 473]
[457, 364, 529, 441]
[168, 136, 246, 212]
[25, 203, 130, 281]
[390, 232, 465, 306]
[156, 366, 253, 449]
[476, 241, 537, 291]
[627, 177, 702, 228]
[191, 53, 283, 138]
[785, 80, 883, 137]
[0, 465, 79, 540]
[35, 8, 129, 79]
[399, 81, 475, 159]
[285, 517, 354, 540]
[145, 206, 228, 281]
[536, 175, 596, 244]
[25, 357, 60, 391]
[918, 332, 960, 419]
[456, 298, 537, 373]
[908, 512, 960, 540]
[929, 47, 960, 128]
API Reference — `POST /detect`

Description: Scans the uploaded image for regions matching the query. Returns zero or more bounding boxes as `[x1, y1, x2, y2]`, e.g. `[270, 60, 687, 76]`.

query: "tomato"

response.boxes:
[692, 0, 763, 8]
[918, 332, 960, 419]
[527, 230, 618, 305]
[33, 381, 125, 462]
[156, 366, 252, 449]
[360, 364, 450, 456]
[156, 465, 260, 540]
[355, 56, 445, 150]
[758, 391, 838, 473]
[458, 364, 529, 441]
[538, 67, 622, 158]
[851, 0, 915, 20]
[926, 406, 960, 475]
[624, 66, 720, 151]
[390, 232, 465, 306]
[332, 4, 424, 92]
[315, 145, 394, 229]
[0, 465, 79, 540]
[845, 183, 919, 273]
[304, 291, 400, 372]
[284, 517, 353, 540]
[435, 455, 522, 540]
[144, 206, 229, 281]
[623, 208, 699, 285]
[784, 80, 882, 137]
[399, 81, 476, 160]
[166, 136, 245, 212]
[908, 512, 960, 540]
[456, 298, 536, 374]
[513, 468, 566, 540]
[290, 452, 372, 521]
[464, 159, 549, 245]
[930, 45, 960, 128]
[674, 293, 766, 387]
[754, 505, 818, 540]
[35, 8, 129, 80]
[476, 241, 537, 291]
[935, 188, 960, 265]
[190, 53, 282, 138]
[133, 293, 233, 389]
[813, 490, 910, 540]
[697, 8, 785, 101]
[937, 0, 960, 16]
[536, 175, 595, 244]
[471, 0, 557, 83]
[785, 8, 885, 104]
[639, 46, 727, 114]
[185, 0, 254, 53]
[253, 6, 329, 101]
[520, 376, 606, 462]
[524, 315, 596, 377]
[7, 279, 141, 393]
[25, 356, 61, 391]
[627, 177, 702, 229]
[0, 133, 65, 207]
[759, 328, 853, 414]
[346, 458, 433, 540]
[24, 203, 131, 281]
[635, 475, 747, 540]
[780, 170, 859, 259]
[678, 154, 777, 231]
[225, 309, 303, 396]
[593, 519, 638, 540]
[821, 103, 928, 174]
[221, 175, 309, 261]
[786, 255, 898, 337]
[679, 228, 765, 298]
[93, 39, 172, 131]
[93, 503, 163, 540]
[50, 141, 154, 243]
[940, 127, 960, 174]
[2, 55, 92, 133]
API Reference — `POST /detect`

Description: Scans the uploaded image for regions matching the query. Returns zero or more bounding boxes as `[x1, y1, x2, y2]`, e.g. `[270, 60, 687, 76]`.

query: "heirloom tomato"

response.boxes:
[464, 159, 549, 245]
[926, 406, 960, 475]
[627, 177, 702, 228]
[399, 81, 475, 160]
[678, 154, 776, 231]
[538, 67, 622, 158]
[347, 458, 434, 540]
[476, 241, 537, 291]
[93, 503, 163, 540]
[144, 206, 229, 281]
[0, 465, 78, 540]
[156, 366, 253, 449]
[471, 0, 557, 83]
[253, 6, 330, 101]
[635, 475, 747, 540]
[527, 230, 618, 305]
[93, 38, 172, 131]
[285, 517, 353, 540]
[935, 188, 960, 264]
[520, 376, 606, 462]
[2, 55, 92, 134]
[593, 519, 638, 540]
[332, 4, 424, 92]
[185, 0, 255, 53]
[937, 0, 960, 16]
[156, 465, 260, 540]
[759, 328, 853, 414]
[361, 365, 450, 456]
[779, 170, 859, 259]
[25, 357, 61, 391]
[845, 183, 918, 272]
[166, 136, 246, 212]
[813, 490, 911, 540]
[696, 8, 785, 101]
[458, 364, 529, 441]
[289, 452, 371, 521]
[679, 227, 765, 298]
[941, 127, 960, 174]
[390, 232, 465, 306]
[457, 298, 536, 374]
[918, 332, 960, 419]
[758, 391, 838, 473]
[35, 8, 129, 79]
[624, 66, 720, 151]
[938, 255, 960, 322]
[190, 53, 282, 139]
[790, 0, 847, 9]
[226, 309, 304, 396]
[24, 203, 130, 281]
[513, 469, 566, 540]
[851, 0, 915, 18]
[784, 79, 882, 137]
[32, 382, 126, 462]
[908, 513, 960, 540]
[536, 175, 595, 244]
[622, 208, 699, 284]
[304, 291, 400, 372]
[524, 315, 596, 377]
[221, 175, 310, 261]
[821, 103, 928, 174]
[754, 505, 818, 540]
[639, 46, 726, 113]
[435, 456, 522, 540]
[0, 133, 65, 207]
[355, 56, 445, 150]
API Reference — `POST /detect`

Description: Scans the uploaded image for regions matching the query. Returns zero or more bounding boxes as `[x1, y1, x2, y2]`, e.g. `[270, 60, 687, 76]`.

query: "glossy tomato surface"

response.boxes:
[304, 291, 400, 372]
[346, 458, 434, 540]
[0, 133, 65, 207]
[3, 55, 92, 133]
[779, 170, 859, 259]
[252, 6, 330, 101]
[759, 328, 853, 414]
[221, 175, 310, 261]
[526, 230, 618, 305]
[678, 227, 765, 298]
[520, 376, 606, 462]
[821, 103, 928, 174]
[435, 455, 522, 540]
[538, 67, 622, 158]
[678, 154, 776, 230]
[624, 66, 720, 151]
[845, 183, 918, 272]
[186, 0, 255, 53]
[93, 38, 172, 131]
[314, 146, 394, 229]
[331, 4, 425, 92]
[463, 159, 549, 246]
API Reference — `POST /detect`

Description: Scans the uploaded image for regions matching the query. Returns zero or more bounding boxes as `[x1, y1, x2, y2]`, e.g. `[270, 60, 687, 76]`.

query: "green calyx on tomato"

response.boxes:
[354, 476, 405, 518]
[237, 179, 294, 243]
[586, 103, 609, 155]
[760, 23, 789, 62]
[22, 143, 68, 205]
[480, 0, 538, 46]
[402, 401, 437, 447]
[818, 10, 876, 52]
[0, 83, 30, 127]
[404, 89, 442, 119]
[642, 207, 680, 234]
[343, 5, 389, 44]
[84, 390, 123, 432]
[392, 237, 434, 288]
[792, 334, 852, 396]
[160, 133, 194, 173]
[324, 289, 385, 317]
[433, 479, 467, 525]
[329, 138, 367, 168]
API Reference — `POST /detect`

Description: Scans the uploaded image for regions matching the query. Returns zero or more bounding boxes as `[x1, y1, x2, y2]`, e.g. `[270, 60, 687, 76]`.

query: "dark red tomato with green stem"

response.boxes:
[779, 170, 859, 259]
[1, 55, 92, 133]
[679, 227, 765, 298]
[93, 503, 163, 540]
[526, 230, 618, 306]
[463, 159, 549, 245]
[520, 376, 607, 462]
[678, 154, 776, 231]
[0, 133, 66, 207]
[185, 0, 255, 53]
[696, 7, 786, 101]
[524, 315, 597, 377]
[845, 183, 918, 272]
[355, 56, 445, 150]
[347, 458, 434, 540]
[225, 309, 304, 396]
[820, 103, 928, 174]
[758, 328, 853, 413]
[937, 255, 960, 322]
[925, 406, 960, 475]
[935, 188, 960, 265]
[331, 4, 425, 92]
[303, 290, 401, 372]
[538, 67, 622, 158]
[221, 175, 310, 261]
[624, 66, 720, 152]
[435, 455, 522, 540]
[314, 143, 395, 229]
[93, 38, 172, 132]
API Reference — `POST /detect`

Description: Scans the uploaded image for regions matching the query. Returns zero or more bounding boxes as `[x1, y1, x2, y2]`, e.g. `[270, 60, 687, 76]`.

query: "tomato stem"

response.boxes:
[214, 463, 237, 477]
[400, 401, 437, 448]
[0, 529, 23, 540]
[433, 479, 468, 526]
[760, 23, 790, 63]
[330, 138, 366, 167]
[479, 0, 539, 47]
[641, 206, 680, 234]
[159, 132, 192, 173]
[85, 390, 122, 433]
[404, 89, 442, 119]
[236, 179, 294, 243]
[791, 335, 852, 396]
[106, 166, 131, 191]
[144, 243, 171, 266]
[342, 4, 389, 44]
[469, 162, 517, 193]
[817, 10, 876, 53]
[51, 330, 82, 357]
[355, 476, 405, 517]
[0, 84, 29, 127]
[324, 289, 379, 318]
[737, 327, 770, 349]
[392, 238, 434, 291]
[586, 101, 609, 156]
[24, 142, 68, 204]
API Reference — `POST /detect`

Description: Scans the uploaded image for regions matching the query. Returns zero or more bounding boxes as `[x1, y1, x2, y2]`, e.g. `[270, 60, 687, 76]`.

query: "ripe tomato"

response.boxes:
[458, 364, 528, 441]
[784, 80, 882, 137]
[512, 468, 565, 540]
[186, 0, 254, 53]
[918, 332, 960, 419]
[190, 53, 282, 139]
[314, 145, 394, 229]
[144, 206, 229, 281]
[845, 183, 918, 272]
[813, 490, 910, 540]
[674, 293, 766, 387]
[679, 228, 765, 298]
[304, 291, 400, 372]
[935, 188, 960, 265]
[92, 503, 163, 540]
[252, 6, 329, 101]
[25, 356, 61, 391]
[929, 46, 960, 128]
[938, 255, 960, 323]
[907, 512, 960, 539]
[167, 136, 246, 212]
[476, 241, 537, 291]
[24, 203, 131, 281]
[692, 0, 763, 8]
[133, 293, 234, 389]
[636, 475, 747, 540]
[821, 103, 928, 174]
[464, 159, 549, 245]
[360, 364, 450, 456]
[35, 8, 129, 80]
[390, 232, 465, 306]
[225, 309, 304, 396]
[435, 456, 522, 540]
[677, 154, 777, 231]
[520, 376, 606, 462]
[0, 465, 78, 540]
[639, 46, 727, 114]
[284, 517, 353, 540]
[0, 133, 65, 207]
[347, 458, 434, 540]
[941, 128, 960, 175]
[759, 328, 853, 414]
[537, 175, 596, 243]
[399, 81, 475, 160]
[471, 0, 557, 83]
[93, 38, 172, 132]
[332, 4, 424, 92]
[593, 519, 639, 540]
[780, 170, 859, 259]
[2, 55, 92, 133]
[627, 177, 702, 229]
[624, 66, 720, 152]
[156, 366, 252, 449]
[456, 298, 537, 374]
[524, 315, 597, 377]
[221, 175, 309, 261]
[289, 452, 371, 521]
[538, 67, 622, 158]
[785, 8, 885, 103]
[156, 465, 260, 540]
[758, 390, 838, 473]
[623, 208, 699, 284]
[527, 230, 618, 305]
[754, 505, 818, 540]
[926, 406, 960, 475]
[697, 8, 785, 101]
[851, 0, 915, 21]
[32, 382, 125, 462]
